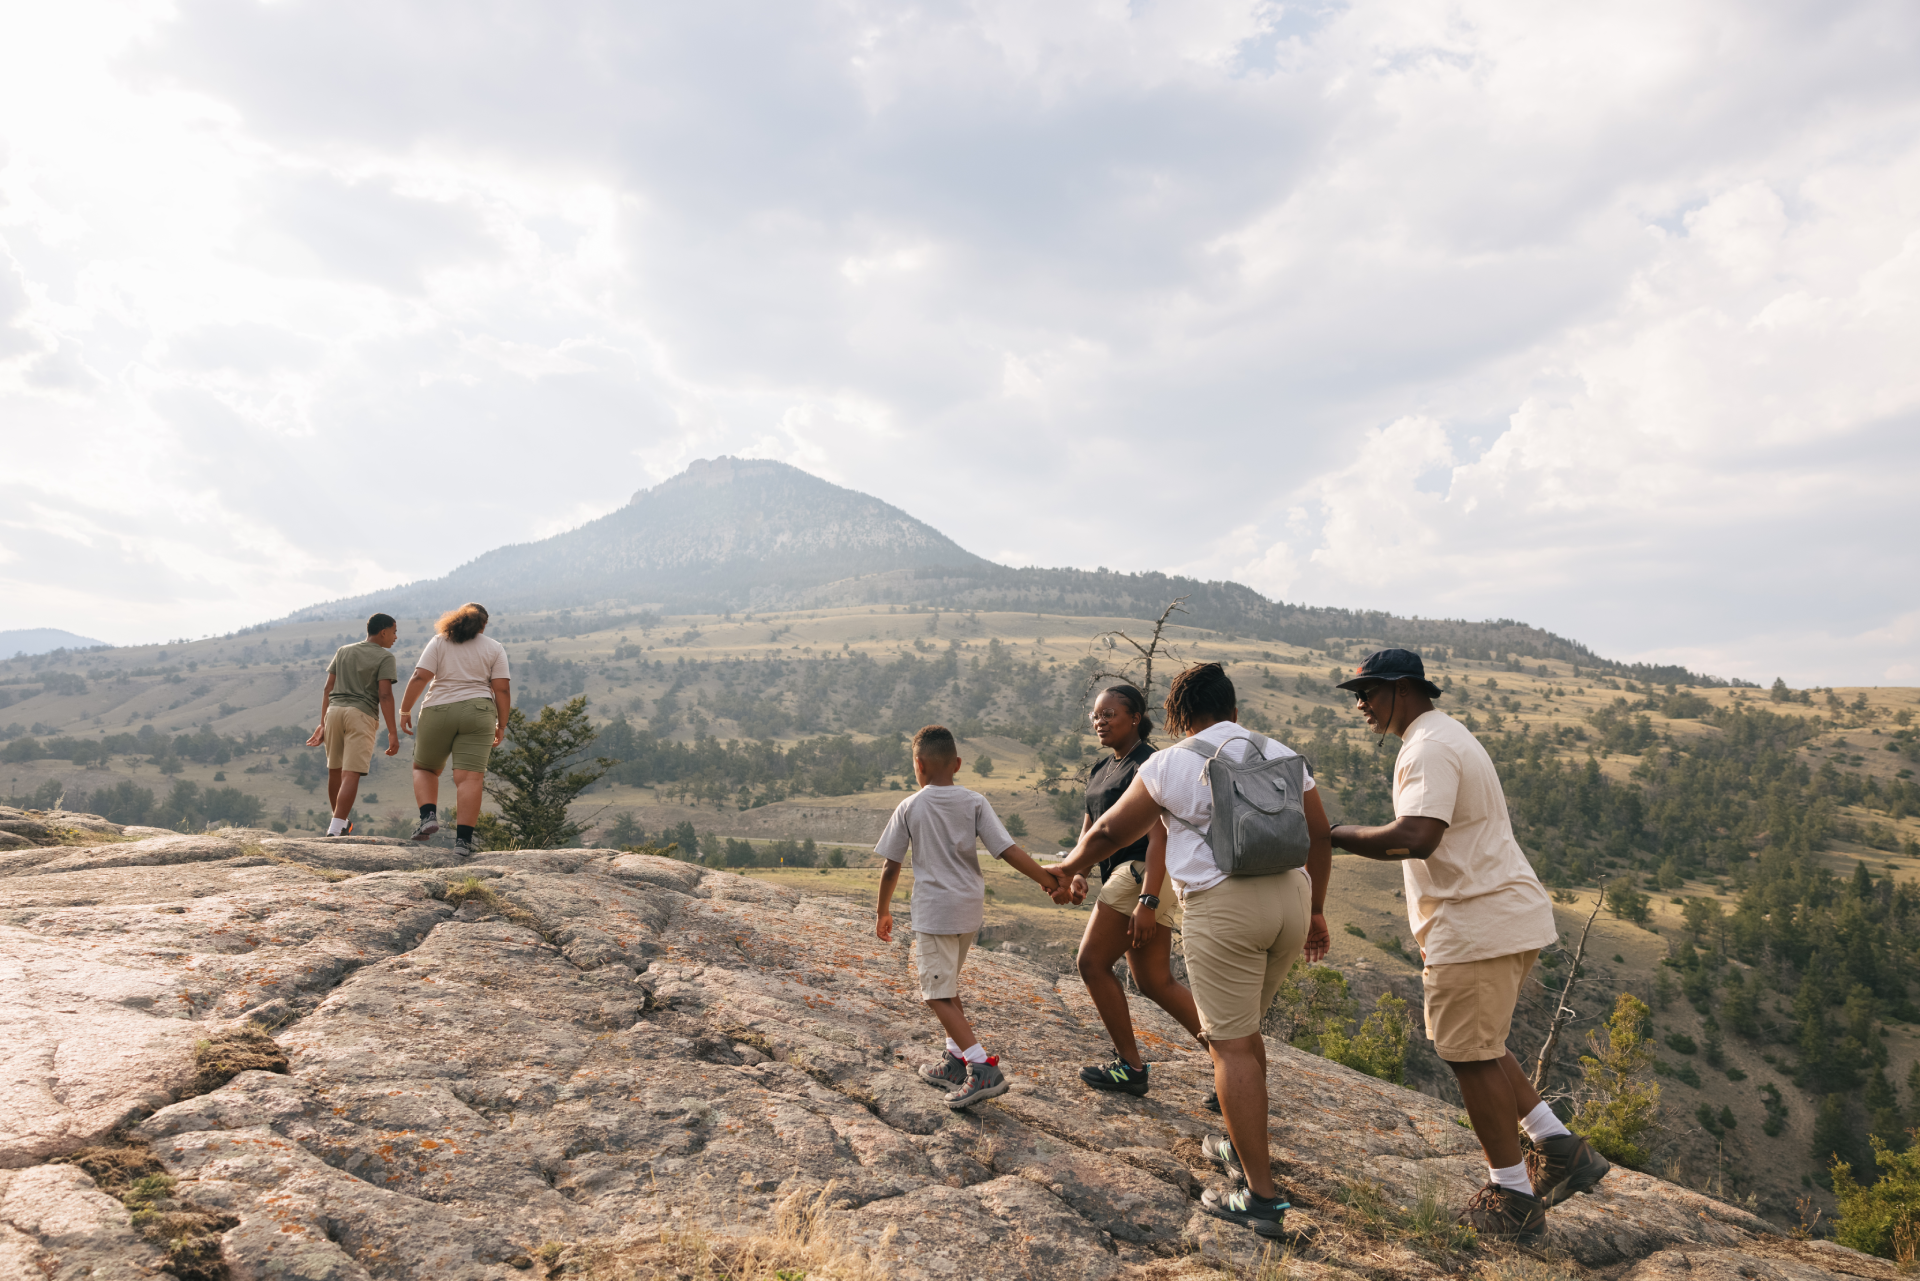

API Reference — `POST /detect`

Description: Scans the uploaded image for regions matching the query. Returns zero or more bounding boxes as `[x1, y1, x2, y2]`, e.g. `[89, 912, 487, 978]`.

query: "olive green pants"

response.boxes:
[413, 698, 498, 773]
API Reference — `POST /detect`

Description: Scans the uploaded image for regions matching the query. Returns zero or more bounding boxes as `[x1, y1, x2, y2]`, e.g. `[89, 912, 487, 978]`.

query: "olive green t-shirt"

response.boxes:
[326, 640, 398, 720]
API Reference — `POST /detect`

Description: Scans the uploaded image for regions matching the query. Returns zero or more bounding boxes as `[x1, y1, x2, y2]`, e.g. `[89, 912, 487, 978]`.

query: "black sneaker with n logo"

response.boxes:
[1079, 1057, 1150, 1096]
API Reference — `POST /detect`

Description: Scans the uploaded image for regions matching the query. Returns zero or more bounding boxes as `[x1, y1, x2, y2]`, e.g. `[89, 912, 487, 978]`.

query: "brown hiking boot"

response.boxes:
[1459, 1182, 1546, 1244]
[1528, 1133, 1611, 1207]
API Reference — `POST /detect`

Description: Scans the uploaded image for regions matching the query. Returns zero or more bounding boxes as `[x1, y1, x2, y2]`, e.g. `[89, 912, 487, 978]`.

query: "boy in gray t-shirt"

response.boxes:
[876, 725, 1061, 1110]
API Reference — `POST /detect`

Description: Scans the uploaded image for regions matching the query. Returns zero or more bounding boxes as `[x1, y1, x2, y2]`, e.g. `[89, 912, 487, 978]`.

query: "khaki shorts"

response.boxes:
[324, 706, 378, 774]
[413, 698, 498, 774]
[1181, 868, 1312, 1041]
[1093, 861, 1184, 932]
[1423, 949, 1539, 1062]
[913, 930, 976, 1002]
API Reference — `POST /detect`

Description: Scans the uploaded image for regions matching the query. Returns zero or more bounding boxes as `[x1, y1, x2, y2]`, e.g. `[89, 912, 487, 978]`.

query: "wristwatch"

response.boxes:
[1138, 894, 1160, 910]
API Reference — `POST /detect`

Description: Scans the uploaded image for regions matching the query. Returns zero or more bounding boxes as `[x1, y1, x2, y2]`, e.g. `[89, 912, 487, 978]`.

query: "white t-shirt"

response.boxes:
[874, 785, 1016, 936]
[1393, 709, 1557, 967]
[415, 633, 512, 708]
[1136, 721, 1315, 900]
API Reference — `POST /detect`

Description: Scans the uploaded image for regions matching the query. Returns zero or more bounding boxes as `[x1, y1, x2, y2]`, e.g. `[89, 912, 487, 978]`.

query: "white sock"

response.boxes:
[1490, 1161, 1532, 1194]
[1521, 1102, 1571, 1142]
[960, 1042, 988, 1064]
[945, 1037, 962, 1057]
[327, 817, 348, 835]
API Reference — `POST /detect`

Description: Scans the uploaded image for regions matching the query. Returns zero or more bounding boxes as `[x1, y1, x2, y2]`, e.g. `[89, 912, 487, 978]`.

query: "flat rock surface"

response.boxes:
[0, 829, 1901, 1279]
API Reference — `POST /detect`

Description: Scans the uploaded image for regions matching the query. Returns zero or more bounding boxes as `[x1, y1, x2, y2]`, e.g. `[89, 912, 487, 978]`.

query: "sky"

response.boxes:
[1, 0, 1917, 686]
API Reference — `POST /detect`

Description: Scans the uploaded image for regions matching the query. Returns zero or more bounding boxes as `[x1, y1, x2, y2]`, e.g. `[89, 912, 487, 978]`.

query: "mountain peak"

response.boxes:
[631, 455, 798, 504]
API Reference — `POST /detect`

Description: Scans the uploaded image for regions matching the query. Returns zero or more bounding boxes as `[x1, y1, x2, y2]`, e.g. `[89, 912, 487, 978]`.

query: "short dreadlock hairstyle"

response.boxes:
[1163, 663, 1236, 738]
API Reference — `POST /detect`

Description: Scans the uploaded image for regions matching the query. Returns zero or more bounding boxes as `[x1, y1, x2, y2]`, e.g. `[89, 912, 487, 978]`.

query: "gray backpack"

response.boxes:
[1170, 732, 1311, 877]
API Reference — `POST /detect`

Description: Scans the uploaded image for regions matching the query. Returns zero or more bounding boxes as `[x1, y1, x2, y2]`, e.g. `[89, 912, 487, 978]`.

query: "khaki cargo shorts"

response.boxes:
[1422, 949, 1540, 1062]
[913, 930, 976, 1002]
[323, 706, 378, 775]
[413, 698, 498, 774]
[1093, 860, 1184, 932]
[1180, 867, 1311, 1041]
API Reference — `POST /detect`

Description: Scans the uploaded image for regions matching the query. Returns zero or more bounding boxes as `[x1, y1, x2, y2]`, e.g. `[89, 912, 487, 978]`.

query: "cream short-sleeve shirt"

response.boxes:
[1394, 710, 1557, 967]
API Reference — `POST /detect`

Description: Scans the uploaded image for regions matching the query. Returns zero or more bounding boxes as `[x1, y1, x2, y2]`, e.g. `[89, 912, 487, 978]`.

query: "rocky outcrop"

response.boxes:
[0, 817, 1901, 1280]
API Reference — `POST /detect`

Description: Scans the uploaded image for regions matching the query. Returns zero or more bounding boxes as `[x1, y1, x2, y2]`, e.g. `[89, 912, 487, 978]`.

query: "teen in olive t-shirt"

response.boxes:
[327, 640, 399, 719]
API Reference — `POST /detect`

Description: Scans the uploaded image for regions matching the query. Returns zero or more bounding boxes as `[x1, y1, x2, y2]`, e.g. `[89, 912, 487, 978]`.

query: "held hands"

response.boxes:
[875, 909, 893, 943]
[1303, 912, 1331, 963]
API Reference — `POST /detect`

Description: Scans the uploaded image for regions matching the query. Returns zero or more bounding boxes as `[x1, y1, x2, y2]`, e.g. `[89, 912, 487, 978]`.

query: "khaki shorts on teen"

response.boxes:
[1181, 867, 1311, 1041]
[413, 698, 498, 774]
[324, 705, 378, 775]
[1094, 860, 1184, 932]
[1422, 949, 1539, 1062]
[913, 930, 976, 1002]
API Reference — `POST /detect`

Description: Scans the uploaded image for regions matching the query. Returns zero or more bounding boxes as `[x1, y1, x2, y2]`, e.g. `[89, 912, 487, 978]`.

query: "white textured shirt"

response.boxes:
[874, 785, 1016, 936]
[1136, 721, 1314, 900]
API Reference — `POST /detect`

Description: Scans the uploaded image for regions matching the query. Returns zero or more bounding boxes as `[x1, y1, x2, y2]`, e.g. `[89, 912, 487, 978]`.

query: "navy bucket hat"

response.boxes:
[1335, 648, 1443, 700]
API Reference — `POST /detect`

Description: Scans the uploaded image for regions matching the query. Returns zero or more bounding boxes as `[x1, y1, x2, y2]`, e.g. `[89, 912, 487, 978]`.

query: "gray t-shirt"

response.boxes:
[874, 785, 1016, 936]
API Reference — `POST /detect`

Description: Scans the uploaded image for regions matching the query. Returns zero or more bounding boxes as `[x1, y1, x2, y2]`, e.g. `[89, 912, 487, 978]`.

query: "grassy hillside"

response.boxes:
[3, 601, 1917, 1230]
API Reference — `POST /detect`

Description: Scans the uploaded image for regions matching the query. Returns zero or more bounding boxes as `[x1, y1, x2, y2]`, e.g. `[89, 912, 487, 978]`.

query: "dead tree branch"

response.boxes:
[1532, 894, 1606, 1093]
[1082, 596, 1190, 715]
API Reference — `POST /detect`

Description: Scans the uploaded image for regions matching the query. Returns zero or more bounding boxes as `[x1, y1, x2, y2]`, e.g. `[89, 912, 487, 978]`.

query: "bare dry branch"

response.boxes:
[1532, 894, 1605, 1093]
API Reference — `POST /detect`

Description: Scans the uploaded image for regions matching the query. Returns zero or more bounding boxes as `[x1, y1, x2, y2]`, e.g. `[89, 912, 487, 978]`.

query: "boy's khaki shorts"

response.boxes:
[1180, 867, 1311, 1041]
[1422, 949, 1540, 1062]
[914, 930, 976, 1002]
[324, 706, 378, 775]
[1093, 860, 1184, 932]
[413, 698, 498, 774]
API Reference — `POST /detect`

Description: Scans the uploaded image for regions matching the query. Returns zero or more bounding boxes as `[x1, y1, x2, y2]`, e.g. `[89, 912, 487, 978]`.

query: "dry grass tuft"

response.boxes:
[443, 874, 547, 932]
[57, 1136, 237, 1281]
[244, 842, 351, 881]
[533, 1184, 891, 1280]
[191, 1023, 290, 1095]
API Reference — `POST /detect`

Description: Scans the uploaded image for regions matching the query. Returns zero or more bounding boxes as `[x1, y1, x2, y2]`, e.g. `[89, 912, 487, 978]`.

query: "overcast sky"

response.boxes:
[2, 0, 1916, 685]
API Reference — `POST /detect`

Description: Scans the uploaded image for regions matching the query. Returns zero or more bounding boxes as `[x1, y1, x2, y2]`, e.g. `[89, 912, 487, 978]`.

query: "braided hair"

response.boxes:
[1163, 663, 1236, 737]
[1100, 683, 1154, 741]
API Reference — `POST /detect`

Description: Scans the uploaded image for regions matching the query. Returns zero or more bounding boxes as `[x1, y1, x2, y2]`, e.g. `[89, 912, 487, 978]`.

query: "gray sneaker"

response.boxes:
[1201, 1133, 1245, 1180]
[920, 1051, 967, 1089]
[1200, 1186, 1289, 1238]
[945, 1058, 1010, 1110]
[410, 815, 440, 842]
[453, 837, 476, 858]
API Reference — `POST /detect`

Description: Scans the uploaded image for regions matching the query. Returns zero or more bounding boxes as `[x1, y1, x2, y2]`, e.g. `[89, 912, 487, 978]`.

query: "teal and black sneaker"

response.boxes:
[1200, 1133, 1245, 1180]
[1201, 1186, 1290, 1238]
[1079, 1057, 1150, 1096]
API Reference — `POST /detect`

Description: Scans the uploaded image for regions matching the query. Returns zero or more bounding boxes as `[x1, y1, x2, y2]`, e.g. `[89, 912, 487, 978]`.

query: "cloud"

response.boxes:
[0, 0, 1914, 680]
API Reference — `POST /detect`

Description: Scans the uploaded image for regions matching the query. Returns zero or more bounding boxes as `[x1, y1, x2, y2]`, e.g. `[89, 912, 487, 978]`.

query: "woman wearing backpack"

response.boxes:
[1052, 663, 1331, 1242]
[1062, 684, 1207, 1098]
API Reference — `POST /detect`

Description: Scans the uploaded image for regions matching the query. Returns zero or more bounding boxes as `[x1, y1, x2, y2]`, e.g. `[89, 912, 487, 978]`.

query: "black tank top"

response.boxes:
[1085, 739, 1155, 882]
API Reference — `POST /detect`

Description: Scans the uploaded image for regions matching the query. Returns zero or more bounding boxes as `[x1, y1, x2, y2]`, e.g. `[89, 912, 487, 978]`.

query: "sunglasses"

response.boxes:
[1352, 683, 1397, 705]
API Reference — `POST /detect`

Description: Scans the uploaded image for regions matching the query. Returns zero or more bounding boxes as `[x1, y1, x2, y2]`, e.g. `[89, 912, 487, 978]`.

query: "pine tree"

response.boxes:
[1572, 994, 1662, 1168]
[478, 697, 612, 850]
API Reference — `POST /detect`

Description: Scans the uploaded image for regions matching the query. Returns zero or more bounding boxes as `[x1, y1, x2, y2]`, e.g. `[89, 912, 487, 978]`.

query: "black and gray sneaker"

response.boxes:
[410, 814, 441, 842]
[920, 1051, 967, 1089]
[1459, 1182, 1546, 1244]
[1080, 1057, 1150, 1096]
[453, 837, 476, 858]
[1200, 1186, 1289, 1238]
[945, 1057, 1010, 1110]
[1203, 1090, 1221, 1114]
[1529, 1132, 1611, 1207]
[1200, 1133, 1245, 1180]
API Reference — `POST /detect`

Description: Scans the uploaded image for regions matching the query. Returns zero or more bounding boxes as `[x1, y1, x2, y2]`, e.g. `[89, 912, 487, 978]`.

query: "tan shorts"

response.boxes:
[323, 706, 378, 774]
[913, 931, 976, 1002]
[413, 698, 498, 774]
[1423, 949, 1539, 1062]
[1180, 868, 1312, 1041]
[1093, 861, 1183, 932]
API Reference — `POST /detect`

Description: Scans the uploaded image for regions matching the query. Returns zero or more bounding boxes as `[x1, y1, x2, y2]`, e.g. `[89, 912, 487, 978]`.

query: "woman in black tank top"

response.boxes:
[1063, 685, 1206, 1097]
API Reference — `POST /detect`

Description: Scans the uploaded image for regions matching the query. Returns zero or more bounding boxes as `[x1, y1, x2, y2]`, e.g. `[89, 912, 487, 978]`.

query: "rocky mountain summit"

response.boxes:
[0, 807, 1897, 1281]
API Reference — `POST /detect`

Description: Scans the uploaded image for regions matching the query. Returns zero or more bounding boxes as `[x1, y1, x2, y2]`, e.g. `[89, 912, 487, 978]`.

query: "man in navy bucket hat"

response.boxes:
[1329, 648, 1609, 1242]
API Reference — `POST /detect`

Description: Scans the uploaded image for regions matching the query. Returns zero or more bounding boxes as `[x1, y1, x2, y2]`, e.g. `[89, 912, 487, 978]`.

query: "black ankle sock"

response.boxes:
[457, 824, 474, 844]
[420, 804, 437, 821]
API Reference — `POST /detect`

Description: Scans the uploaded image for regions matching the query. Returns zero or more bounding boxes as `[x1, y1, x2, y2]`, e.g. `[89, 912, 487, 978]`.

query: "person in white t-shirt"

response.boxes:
[397, 602, 512, 858]
[1053, 663, 1330, 1242]
[1330, 648, 1609, 1244]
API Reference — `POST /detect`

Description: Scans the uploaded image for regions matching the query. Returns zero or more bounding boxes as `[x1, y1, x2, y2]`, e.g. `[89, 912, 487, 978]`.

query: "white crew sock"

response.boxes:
[1490, 1161, 1533, 1194]
[327, 817, 348, 835]
[945, 1037, 962, 1057]
[1521, 1101, 1571, 1142]
[960, 1042, 988, 1064]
